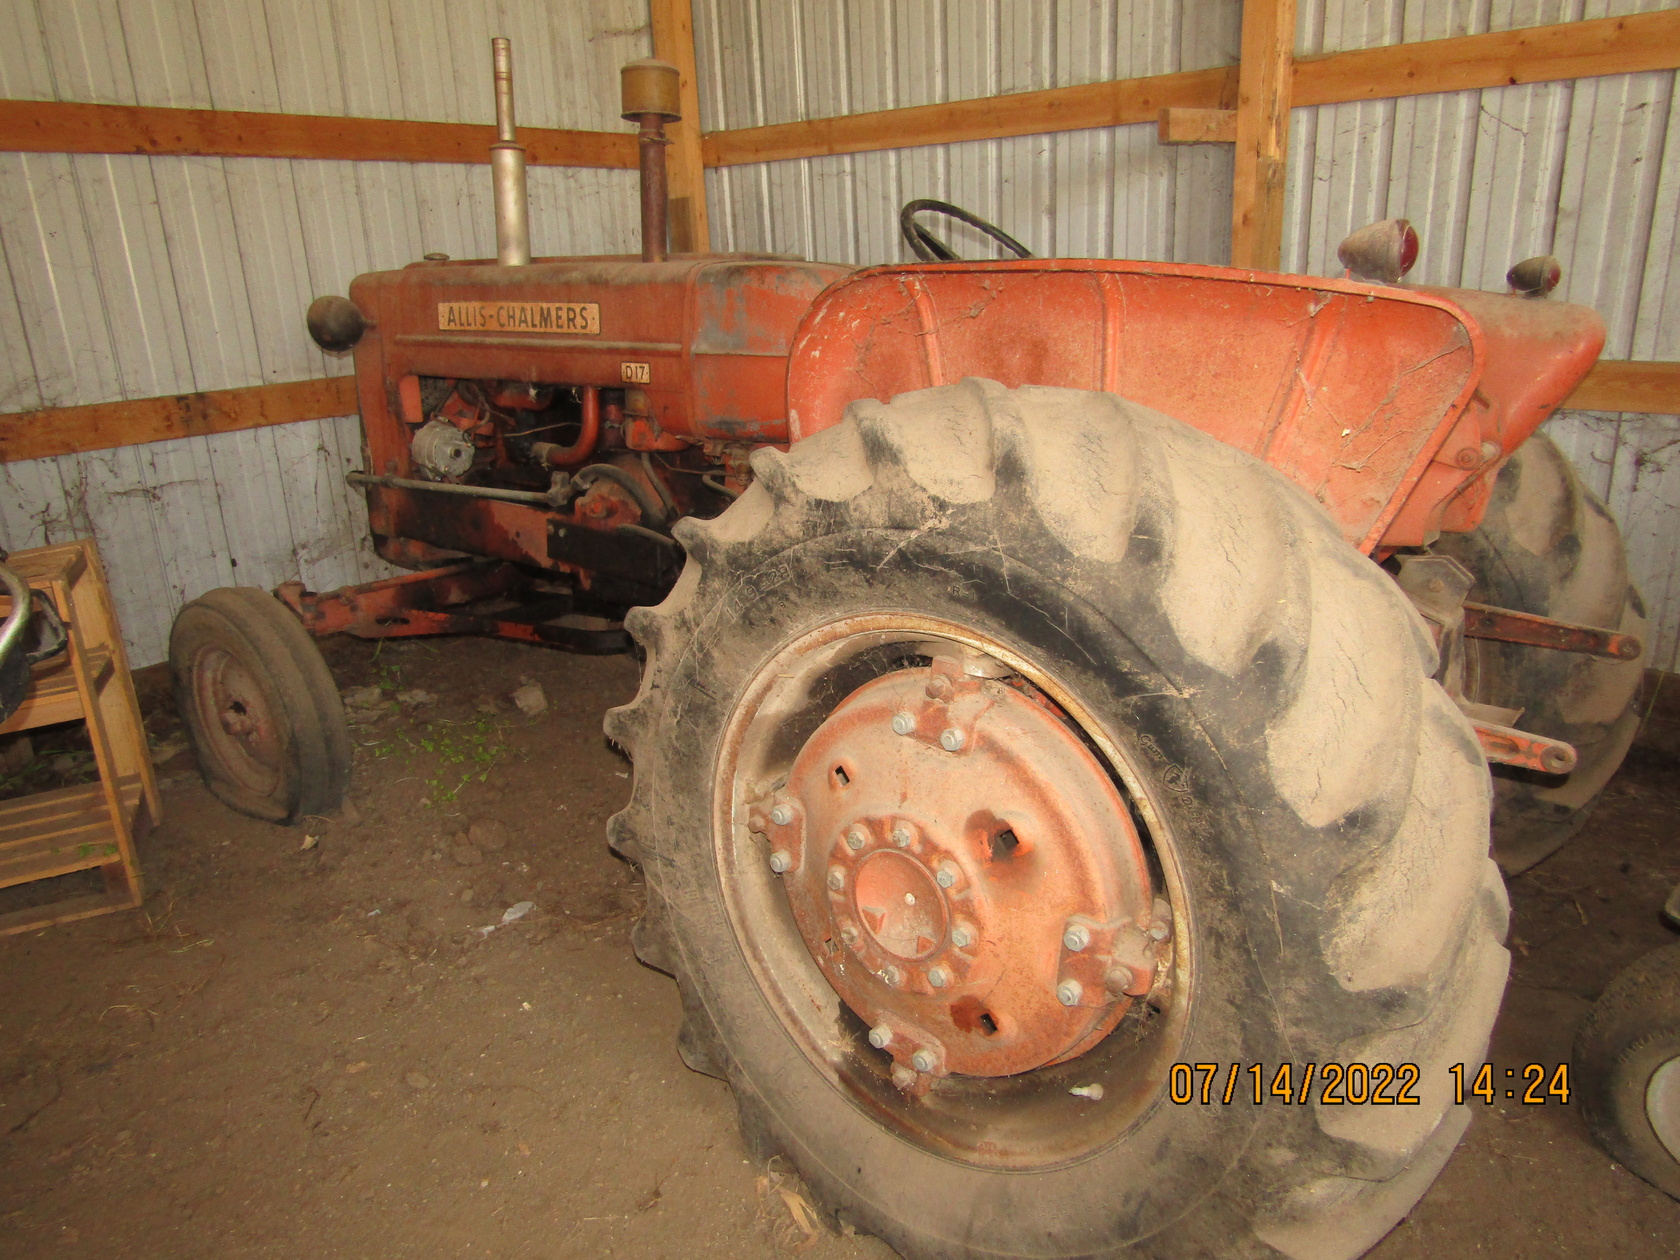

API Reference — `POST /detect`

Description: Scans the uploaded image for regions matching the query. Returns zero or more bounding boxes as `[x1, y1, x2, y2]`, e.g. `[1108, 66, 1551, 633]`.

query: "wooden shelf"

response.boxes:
[0, 779, 139, 888]
[0, 540, 155, 936]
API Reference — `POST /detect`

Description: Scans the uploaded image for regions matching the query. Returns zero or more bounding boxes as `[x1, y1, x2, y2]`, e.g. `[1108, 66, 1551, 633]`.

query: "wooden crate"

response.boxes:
[0, 540, 159, 935]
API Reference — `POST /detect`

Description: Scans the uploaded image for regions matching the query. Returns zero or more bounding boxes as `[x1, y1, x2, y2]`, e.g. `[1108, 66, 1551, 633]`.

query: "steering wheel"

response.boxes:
[899, 199, 1034, 262]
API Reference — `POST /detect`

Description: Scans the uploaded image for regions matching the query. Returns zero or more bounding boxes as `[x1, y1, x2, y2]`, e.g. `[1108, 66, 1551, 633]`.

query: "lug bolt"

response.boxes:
[882, 965, 903, 988]
[845, 825, 868, 850]
[927, 965, 951, 988]
[747, 811, 769, 834]
[827, 866, 846, 891]
[1149, 923, 1170, 942]
[911, 1049, 937, 1073]
[1056, 979, 1084, 1007]
[925, 674, 952, 700]
[768, 850, 793, 874]
[935, 864, 958, 889]
[891, 711, 916, 736]
[1106, 964, 1135, 994]
[1063, 923, 1091, 952]
[950, 924, 974, 948]
[770, 802, 795, 826]
[868, 1024, 893, 1049]
[840, 923, 860, 945]
[939, 727, 966, 752]
[891, 824, 913, 848]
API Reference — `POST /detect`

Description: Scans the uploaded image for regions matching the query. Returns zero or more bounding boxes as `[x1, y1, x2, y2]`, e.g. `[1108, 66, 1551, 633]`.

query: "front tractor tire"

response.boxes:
[170, 587, 351, 823]
[607, 379, 1509, 1259]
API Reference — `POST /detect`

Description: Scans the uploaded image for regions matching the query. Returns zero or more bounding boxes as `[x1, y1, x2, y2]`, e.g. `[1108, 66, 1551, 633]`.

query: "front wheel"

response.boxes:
[1575, 941, 1680, 1200]
[170, 587, 351, 823]
[607, 379, 1509, 1258]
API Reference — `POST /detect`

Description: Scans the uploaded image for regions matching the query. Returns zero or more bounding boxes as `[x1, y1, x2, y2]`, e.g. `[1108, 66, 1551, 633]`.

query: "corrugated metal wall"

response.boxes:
[694, 0, 1680, 671]
[0, 0, 649, 666]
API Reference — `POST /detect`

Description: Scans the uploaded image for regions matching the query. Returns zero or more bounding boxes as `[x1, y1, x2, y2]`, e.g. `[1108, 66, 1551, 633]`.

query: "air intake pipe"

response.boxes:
[490, 37, 531, 266]
[620, 59, 682, 262]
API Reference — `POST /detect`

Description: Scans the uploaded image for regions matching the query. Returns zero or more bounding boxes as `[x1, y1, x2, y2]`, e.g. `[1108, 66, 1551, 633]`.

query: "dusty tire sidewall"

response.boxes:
[170, 600, 306, 823]
[646, 526, 1311, 1256]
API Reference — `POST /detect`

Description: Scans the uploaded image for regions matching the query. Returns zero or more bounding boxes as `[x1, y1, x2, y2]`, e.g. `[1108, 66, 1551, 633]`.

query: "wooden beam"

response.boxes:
[650, 0, 712, 252]
[1231, 0, 1296, 271]
[1294, 8, 1680, 107]
[1563, 360, 1680, 415]
[0, 377, 359, 464]
[1158, 108, 1238, 144]
[2, 357, 1674, 466]
[0, 99, 637, 168]
[702, 66, 1234, 167]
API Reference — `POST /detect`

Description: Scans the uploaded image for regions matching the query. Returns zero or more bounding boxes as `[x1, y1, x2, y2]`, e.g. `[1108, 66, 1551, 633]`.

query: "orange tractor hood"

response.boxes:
[786, 260, 1604, 552]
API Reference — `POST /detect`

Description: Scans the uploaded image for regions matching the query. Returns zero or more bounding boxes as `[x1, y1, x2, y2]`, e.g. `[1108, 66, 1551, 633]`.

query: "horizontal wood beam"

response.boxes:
[0, 99, 637, 168]
[702, 8, 1680, 168]
[702, 66, 1236, 167]
[1563, 360, 1680, 415]
[1293, 8, 1680, 107]
[3, 357, 1673, 467]
[0, 377, 359, 464]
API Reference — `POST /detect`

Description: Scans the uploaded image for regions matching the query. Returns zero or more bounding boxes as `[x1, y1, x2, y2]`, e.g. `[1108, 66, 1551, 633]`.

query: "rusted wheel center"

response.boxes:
[761, 658, 1163, 1080]
[193, 647, 281, 795]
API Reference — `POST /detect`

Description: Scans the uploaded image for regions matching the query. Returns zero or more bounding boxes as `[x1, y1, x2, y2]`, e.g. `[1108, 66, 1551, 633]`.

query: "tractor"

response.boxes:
[166, 40, 1652, 1259]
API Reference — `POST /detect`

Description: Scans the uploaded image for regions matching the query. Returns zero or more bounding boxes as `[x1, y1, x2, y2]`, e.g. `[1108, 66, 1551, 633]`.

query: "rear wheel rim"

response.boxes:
[714, 613, 1191, 1170]
[192, 645, 283, 795]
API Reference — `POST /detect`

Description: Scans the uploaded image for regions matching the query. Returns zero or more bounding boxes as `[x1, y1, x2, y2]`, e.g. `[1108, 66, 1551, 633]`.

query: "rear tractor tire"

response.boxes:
[169, 587, 351, 823]
[1434, 434, 1648, 873]
[607, 378, 1510, 1259]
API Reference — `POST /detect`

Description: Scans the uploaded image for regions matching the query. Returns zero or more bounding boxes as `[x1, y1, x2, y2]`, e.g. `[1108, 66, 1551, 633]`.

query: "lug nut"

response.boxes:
[1056, 979, 1084, 1007]
[840, 923, 860, 945]
[1149, 923, 1170, 942]
[890, 824, 913, 848]
[1063, 923, 1091, 952]
[911, 1049, 937, 1073]
[769, 802, 795, 826]
[925, 674, 952, 700]
[935, 864, 958, 889]
[1106, 964, 1135, 994]
[768, 850, 793, 874]
[927, 965, 951, 988]
[827, 866, 845, 891]
[950, 924, 974, 948]
[845, 825, 868, 850]
[891, 711, 916, 736]
[868, 1024, 893, 1049]
[882, 966, 903, 987]
[939, 727, 966, 752]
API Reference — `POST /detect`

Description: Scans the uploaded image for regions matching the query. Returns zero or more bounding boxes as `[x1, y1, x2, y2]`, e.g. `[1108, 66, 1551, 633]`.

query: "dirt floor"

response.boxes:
[1, 633, 1676, 1259]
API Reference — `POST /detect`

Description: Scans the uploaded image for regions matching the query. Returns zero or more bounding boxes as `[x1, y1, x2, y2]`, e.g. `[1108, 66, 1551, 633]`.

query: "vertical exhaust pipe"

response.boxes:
[620, 59, 682, 263]
[491, 37, 531, 266]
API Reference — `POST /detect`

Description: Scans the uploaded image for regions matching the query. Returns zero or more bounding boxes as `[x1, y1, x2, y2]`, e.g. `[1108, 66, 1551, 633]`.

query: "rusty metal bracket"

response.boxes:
[275, 562, 629, 654]
[1470, 718, 1578, 775]
[1463, 602, 1642, 661]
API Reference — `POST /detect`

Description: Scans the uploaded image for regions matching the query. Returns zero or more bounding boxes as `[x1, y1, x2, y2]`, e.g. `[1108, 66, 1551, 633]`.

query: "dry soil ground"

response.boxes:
[1, 634, 1676, 1259]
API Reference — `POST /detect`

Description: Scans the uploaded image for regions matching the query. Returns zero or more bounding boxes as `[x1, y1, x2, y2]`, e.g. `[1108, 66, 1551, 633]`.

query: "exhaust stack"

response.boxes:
[490, 37, 531, 266]
[620, 59, 682, 263]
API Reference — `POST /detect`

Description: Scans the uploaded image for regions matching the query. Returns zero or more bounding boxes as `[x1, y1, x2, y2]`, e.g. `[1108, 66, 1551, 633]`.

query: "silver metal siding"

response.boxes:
[0, 0, 649, 666]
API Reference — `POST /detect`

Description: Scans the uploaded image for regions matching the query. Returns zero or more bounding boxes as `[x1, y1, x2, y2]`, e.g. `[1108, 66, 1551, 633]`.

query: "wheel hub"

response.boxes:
[761, 658, 1164, 1079]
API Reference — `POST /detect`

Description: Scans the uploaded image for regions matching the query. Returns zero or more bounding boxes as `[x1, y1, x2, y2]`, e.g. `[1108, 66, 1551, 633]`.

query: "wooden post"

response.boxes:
[1231, 0, 1296, 270]
[650, 0, 711, 253]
